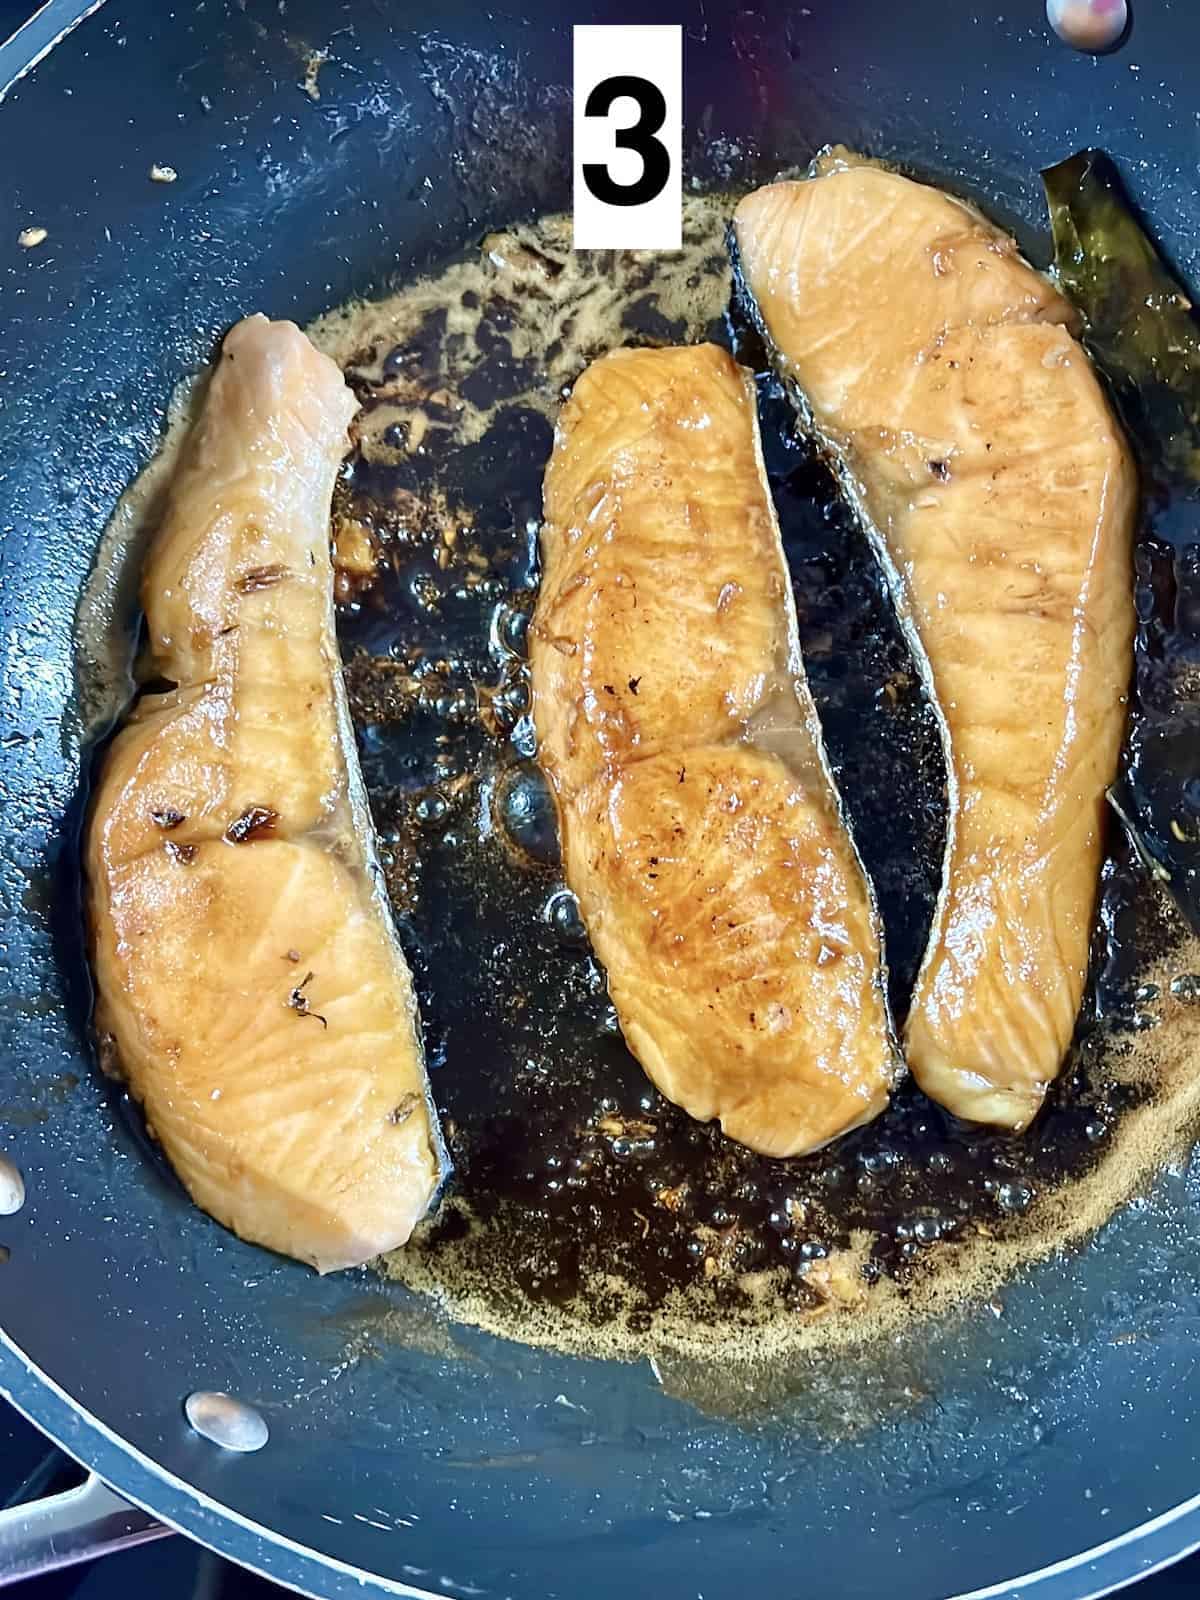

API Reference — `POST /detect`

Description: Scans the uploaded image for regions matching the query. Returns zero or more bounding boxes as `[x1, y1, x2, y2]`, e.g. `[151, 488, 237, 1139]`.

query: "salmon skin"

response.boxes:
[88, 316, 445, 1273]
[735, 153, 1137, 1131]
[531, 343, 898, 1159]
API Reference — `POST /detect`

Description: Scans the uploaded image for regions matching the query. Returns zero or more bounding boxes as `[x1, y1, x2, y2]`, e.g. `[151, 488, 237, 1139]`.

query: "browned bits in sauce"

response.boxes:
[276, 195, 1198, 1377]
[225, 805, 279, 843]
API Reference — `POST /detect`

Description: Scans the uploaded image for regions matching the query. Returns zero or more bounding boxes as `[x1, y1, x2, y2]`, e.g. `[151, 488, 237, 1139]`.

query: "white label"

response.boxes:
[572, 25, 682, 251]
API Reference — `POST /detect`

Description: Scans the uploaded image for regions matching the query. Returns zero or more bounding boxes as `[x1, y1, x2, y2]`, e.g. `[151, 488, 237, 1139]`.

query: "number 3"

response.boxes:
[582, 76, 671, 208]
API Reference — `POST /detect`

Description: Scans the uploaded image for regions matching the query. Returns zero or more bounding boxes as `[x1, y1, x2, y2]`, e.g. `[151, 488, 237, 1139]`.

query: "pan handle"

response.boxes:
[0, 1471, 169, 1587]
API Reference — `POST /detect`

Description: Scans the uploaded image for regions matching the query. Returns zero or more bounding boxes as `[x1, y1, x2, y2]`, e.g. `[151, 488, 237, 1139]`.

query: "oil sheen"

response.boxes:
[82, 194, 1200, 1379]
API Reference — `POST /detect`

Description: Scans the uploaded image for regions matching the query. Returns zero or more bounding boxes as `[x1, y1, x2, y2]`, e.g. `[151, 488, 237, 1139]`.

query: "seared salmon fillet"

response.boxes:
[735, 156, 1137, 1130]
[88, 316, 444, 1272]
[531, 344, 896, 1157]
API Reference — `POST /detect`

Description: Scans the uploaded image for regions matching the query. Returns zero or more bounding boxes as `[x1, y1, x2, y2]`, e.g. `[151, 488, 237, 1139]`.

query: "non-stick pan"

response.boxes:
[3, 1, 1200, 1596]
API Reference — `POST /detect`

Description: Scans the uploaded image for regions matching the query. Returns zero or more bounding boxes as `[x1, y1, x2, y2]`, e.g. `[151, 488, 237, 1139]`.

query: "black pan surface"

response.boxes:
[2, 3, 1200, 1598]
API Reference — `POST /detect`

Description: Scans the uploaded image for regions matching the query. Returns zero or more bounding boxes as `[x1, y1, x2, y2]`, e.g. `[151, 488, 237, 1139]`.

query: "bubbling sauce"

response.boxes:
[81, 194, 1200, 1387]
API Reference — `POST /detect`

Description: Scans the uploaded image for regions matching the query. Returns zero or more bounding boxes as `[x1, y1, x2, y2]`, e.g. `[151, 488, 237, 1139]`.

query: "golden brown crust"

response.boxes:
[736, 162, 1137, 1129]
[532, 344, 895, 1157]
[88, 317, 441, 1272]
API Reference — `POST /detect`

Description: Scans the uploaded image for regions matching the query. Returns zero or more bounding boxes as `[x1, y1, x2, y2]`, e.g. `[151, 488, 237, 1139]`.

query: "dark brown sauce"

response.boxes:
[80, 198, 1200, 1376]
[306, 208, 1198, 1362]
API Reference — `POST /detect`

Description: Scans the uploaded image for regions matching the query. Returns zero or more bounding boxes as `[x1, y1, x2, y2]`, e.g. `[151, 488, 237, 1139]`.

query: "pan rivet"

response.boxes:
[0, 1157, 25, 1216]
[184, 1391, 269, 1453]
[1046, 0, 1128, 51]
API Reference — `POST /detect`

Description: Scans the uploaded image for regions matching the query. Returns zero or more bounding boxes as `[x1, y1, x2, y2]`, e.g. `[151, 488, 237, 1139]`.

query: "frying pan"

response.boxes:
[3, 1, 1200, 1596]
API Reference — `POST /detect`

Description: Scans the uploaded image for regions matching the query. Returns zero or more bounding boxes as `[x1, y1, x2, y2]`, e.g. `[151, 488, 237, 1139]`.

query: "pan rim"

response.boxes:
[0, 0, 110, 103]
[0, 1327, 445, 1600]
[4, 1322, 1200, 1600]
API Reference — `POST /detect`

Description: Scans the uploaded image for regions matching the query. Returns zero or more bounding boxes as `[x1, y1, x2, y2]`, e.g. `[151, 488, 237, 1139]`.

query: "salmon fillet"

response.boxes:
[531, 344, 896, 1157]
[735, 156, 1137, 1130]
[88, 316, 444, 1272]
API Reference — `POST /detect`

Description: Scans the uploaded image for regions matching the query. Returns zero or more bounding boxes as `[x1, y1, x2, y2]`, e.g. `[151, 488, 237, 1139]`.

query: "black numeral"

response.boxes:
[582, 75, 671, 208]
